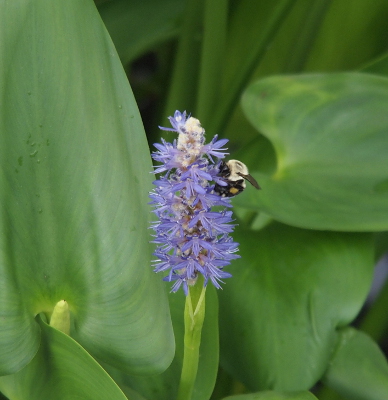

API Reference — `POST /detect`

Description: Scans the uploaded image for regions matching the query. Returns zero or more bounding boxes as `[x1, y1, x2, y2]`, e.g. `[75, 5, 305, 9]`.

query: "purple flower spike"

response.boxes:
[149, 111, 240, 294]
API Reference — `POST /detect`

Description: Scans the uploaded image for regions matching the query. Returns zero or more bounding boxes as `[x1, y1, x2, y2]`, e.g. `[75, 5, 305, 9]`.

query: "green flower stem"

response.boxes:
[177, 278, 207, 400]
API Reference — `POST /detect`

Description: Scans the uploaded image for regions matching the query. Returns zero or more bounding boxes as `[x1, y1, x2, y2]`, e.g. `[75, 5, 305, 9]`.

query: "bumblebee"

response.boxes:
[214, 159, 261, 197]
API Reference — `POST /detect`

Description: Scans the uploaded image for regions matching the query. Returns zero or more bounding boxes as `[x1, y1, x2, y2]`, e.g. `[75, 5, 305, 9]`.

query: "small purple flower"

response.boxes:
[149, 111, 240, 294]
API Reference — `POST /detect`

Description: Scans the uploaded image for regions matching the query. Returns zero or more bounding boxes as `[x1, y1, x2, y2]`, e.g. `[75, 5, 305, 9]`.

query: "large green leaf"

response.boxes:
[218, 224, 373, 391]
[322, 327, 388, 400]
[0, 316, 128, 400]
[240, 72, 388, 231]
[0, 0, 173, 375]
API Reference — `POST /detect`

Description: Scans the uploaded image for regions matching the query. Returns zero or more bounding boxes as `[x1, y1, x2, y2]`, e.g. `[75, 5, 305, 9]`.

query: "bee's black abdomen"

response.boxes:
[214, 179, 245, 197]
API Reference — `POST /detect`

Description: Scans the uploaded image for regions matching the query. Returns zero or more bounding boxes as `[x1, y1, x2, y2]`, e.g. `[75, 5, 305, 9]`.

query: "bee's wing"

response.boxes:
[239, 173, 261, 190]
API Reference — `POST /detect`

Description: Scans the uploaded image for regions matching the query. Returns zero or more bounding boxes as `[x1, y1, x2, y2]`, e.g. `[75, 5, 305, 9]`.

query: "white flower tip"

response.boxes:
[185, 117, 204, 135]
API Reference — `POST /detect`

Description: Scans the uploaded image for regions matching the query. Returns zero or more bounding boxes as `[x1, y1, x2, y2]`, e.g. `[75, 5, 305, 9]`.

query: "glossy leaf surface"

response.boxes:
[218, 224, 373, 390]
[323, 327, 388, 400]
[0, 0, 173, 375]
[240, 73, 388, 231]
[0, 317, 128, 400]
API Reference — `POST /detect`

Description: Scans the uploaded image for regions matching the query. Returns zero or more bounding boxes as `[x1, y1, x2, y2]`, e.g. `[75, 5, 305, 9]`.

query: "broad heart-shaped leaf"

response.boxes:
[240, 72, 388, 231]
[218, 224, 374, 391]
[0, 0, 174, 376]
[322, 327, 388, 400]
[223, 391, 318, 400]
[104, 285, 219, 400]
[0, 316, 128, 400]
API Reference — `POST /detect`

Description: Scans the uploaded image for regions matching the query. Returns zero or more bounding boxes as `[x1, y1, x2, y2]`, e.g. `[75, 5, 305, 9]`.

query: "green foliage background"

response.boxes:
[0, 0, 388, 399]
